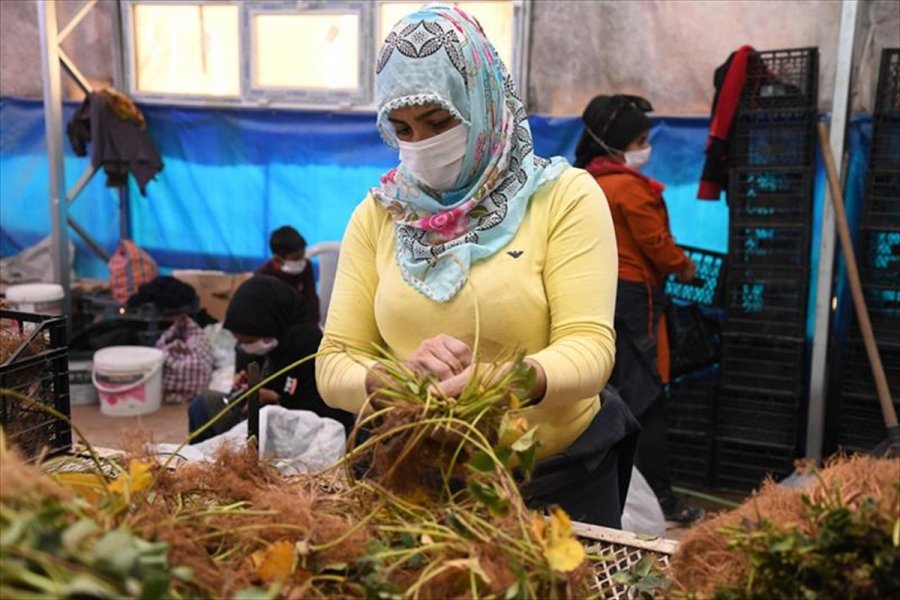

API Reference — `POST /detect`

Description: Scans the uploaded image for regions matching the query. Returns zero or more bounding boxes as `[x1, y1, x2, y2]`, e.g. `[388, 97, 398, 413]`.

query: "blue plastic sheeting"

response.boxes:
[0, 98, 868, 301]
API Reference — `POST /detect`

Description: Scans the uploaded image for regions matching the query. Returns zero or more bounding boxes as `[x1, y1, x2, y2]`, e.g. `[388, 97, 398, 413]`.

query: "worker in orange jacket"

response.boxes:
[575, 94, 703, 525]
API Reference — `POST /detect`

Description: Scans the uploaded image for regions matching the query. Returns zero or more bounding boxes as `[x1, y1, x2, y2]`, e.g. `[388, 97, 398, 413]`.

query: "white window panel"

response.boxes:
[378, 1, 516, 73]
[130, 2, 240, 97]
[243, 1, 373, 107]
[252, 13, 360, 90]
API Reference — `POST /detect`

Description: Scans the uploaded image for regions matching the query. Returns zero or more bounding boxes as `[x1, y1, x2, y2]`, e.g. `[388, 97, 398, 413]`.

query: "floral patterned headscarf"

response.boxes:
[372, 4, 567, 303]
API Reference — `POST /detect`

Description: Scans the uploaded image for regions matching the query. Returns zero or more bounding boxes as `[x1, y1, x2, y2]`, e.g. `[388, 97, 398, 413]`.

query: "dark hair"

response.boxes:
[574, 95, 653, 168]
[269, 226, 306, 257]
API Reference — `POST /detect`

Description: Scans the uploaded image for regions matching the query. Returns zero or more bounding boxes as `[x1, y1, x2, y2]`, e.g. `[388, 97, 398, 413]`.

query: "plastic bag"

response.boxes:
[155, 315, 214, 404]
[203, 323, 238, 369]
[153, 405, 346, 474]
[621, 467, 667, 536]
[108, 240, 158, 303]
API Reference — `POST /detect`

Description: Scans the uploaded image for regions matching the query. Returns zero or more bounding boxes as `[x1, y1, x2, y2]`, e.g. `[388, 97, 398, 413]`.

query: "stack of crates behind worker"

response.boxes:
[836, 48, 900, 452]
[664, 247, 726, 489]
[0, 310, 72, 459]
[715, 48, 818, 492]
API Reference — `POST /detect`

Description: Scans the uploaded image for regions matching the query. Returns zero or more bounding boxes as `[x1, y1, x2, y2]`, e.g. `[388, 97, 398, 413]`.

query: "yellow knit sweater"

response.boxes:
[317, 167, 618, 459]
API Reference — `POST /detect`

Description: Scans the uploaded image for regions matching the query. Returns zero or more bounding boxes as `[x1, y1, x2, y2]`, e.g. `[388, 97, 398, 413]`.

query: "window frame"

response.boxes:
[121, 0, 529, 111]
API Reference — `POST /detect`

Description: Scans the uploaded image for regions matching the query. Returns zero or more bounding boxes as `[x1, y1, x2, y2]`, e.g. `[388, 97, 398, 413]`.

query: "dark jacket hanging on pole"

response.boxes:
[66, 89, 163, 196]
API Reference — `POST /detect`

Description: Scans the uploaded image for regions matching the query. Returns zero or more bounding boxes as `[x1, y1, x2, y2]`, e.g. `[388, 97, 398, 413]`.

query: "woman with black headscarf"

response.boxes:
[576, 95, 703, 525]
[187, 276, 354, 443]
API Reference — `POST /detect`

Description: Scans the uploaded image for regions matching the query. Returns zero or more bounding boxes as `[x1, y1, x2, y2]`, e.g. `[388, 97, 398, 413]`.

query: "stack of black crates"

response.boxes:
[837, 48, 900, 452]
[715, 48, 819, 492]
[664, 247, 726, 490]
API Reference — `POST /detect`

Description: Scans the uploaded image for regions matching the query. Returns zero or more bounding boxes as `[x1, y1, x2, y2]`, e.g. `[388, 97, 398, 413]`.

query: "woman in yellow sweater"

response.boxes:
[317, 4, 639, 527]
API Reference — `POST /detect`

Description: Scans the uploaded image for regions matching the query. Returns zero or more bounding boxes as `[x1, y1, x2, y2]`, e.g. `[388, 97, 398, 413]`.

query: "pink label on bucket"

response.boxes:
[100, 387, 146, 405]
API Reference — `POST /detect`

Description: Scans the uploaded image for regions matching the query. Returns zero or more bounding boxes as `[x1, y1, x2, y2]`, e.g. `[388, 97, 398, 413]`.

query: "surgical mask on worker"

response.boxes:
[239, 338, 279, 356]
[624, 145, 652, 169]
[398, 124, 469, 191]
[281, 259, 307, 275]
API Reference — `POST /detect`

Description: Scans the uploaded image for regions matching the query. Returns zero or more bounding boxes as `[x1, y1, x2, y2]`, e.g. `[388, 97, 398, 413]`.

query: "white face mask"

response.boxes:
[281, 259, 307, 275]
[239, 338, 279, 356]
[398, 124, 469, 191]
[624, 145, 652, 169]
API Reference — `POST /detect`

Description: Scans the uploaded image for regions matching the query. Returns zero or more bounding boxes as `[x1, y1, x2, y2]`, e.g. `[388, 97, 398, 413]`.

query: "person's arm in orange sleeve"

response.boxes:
[619, 181, 693, 278]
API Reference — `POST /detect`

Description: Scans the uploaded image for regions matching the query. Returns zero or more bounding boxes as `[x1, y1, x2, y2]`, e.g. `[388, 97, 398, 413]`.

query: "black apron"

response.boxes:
[609, 279, 666, 419]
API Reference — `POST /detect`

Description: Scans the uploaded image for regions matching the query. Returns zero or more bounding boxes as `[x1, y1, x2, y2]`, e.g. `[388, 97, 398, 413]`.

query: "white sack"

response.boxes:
[154, 405, 346, 474]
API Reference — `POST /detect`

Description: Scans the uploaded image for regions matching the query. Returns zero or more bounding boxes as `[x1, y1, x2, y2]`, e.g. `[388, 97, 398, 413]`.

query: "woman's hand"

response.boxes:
[406, 334, 473, 381]
[676, 258, 697, 283]
[364, 335, 472, 397]
[434, 358, 547, 402]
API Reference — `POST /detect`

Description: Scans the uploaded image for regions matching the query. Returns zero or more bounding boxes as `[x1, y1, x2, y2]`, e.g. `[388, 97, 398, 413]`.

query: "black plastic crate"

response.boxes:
[860, 284, 900, 339]
[728, 224, 810, 269]
[739, 48, 818, 112]
[0, 310, 72, 459]
[667, 303, 721, 379]
[731, 110, 816, 167]
[666, 366, 719, 435]
[720, 334, 806, 395]
[716, 386, 800, 447]
[859, 227, 900, 289]
[870, 117, 900, 169]
[723, 277, 809, 338]
[713, 437, 796, 493]
[863, 170, 900, 226]
[728, 167, 814, 225]
[840, 340, 900, 399]
[873, 48, 900, 116]
[837, 391, 899, 452]
[669, 430, 713, 488]
[665, 246, 727, 306]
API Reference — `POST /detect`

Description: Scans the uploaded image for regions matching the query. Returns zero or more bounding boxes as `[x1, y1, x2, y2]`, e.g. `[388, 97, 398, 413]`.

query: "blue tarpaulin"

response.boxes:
[0, 98, 870, 333]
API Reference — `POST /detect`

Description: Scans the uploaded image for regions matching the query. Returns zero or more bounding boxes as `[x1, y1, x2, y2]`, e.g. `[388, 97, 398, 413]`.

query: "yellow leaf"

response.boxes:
[253, 540, 296, 583]
[547, 506, 573, 544]
[50, 472, 108, 502]
[108, 459, 154, 496]
[543, 507, 585, 572]
[128, 460, 154, 493]
[498, 415, 530, 448]
[544, 538, 586, 572]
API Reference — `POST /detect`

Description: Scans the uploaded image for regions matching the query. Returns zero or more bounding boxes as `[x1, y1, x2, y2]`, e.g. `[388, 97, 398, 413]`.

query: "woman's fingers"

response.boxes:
[408, 334, 473, 380]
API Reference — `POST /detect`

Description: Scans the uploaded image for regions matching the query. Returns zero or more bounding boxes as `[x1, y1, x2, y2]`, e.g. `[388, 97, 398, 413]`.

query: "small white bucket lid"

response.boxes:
[6, 283, 64, 303]
[93, 346, 164, 372]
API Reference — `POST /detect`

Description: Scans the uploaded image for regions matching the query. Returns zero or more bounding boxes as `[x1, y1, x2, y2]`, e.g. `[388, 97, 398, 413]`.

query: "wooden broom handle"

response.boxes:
[817, 122, 897, 428]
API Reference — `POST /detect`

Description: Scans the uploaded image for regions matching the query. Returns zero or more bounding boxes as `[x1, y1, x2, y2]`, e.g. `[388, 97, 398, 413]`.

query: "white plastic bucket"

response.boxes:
[92, 346, 164, 417]
[5, 283, 64, 315]
[69, 359, 98, 406]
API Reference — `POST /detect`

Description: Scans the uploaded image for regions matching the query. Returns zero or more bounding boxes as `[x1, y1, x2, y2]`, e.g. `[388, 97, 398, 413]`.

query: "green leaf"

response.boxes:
[60, 574, 119, 598]
[466, 480, 507, 514]
[510, 426, 538, 453]
[468, 450, 496, 473]
[93, 529, 140, 578]
[515, 445, 537, 479]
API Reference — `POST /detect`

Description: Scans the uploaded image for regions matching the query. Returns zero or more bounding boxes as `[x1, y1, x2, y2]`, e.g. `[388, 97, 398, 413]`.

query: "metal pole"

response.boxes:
[111, 0, 131, 240]
[37, 0, 71, 315]
[806, 0, 859, 462]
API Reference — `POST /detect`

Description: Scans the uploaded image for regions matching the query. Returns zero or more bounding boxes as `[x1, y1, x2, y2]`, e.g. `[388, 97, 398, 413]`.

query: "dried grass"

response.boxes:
[669, 454, 900, 596]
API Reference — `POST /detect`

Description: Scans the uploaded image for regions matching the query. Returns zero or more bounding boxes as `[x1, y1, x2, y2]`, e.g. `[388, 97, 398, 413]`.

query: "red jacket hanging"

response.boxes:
[697, 45, 755, 200]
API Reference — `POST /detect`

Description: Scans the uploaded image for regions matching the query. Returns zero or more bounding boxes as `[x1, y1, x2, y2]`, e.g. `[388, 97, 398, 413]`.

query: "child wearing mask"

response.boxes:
[255, 225, 320, 325]
[574, 94, 703, 525]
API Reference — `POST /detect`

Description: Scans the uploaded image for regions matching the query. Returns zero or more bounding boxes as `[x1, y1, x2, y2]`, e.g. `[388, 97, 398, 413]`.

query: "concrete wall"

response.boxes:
[527, 0, 900, 116]
[0, 0, 115, 101]
[1, 0, 898, 114]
